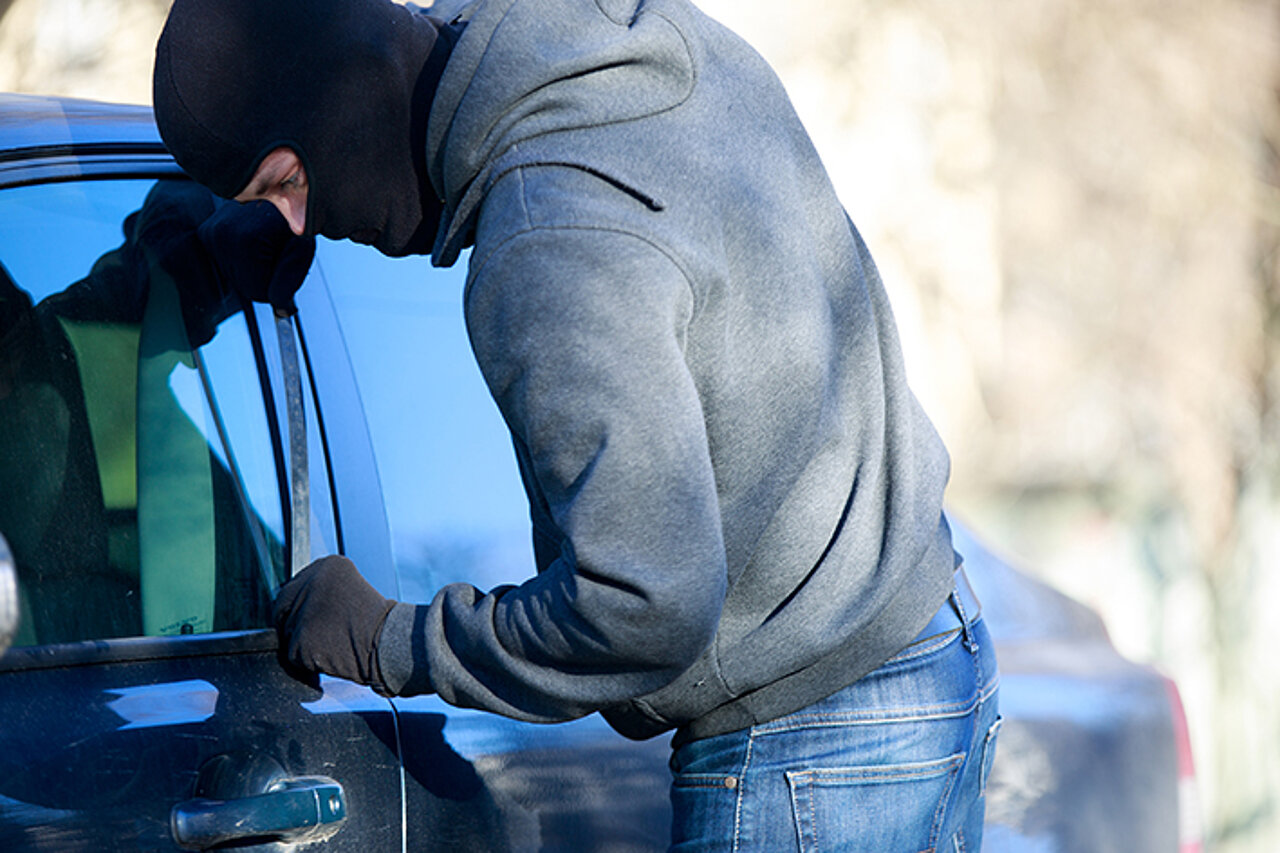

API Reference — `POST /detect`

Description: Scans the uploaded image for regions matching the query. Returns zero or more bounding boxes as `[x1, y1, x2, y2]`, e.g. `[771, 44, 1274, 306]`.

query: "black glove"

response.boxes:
[197, 199, 315, 317]
[273, 555, 397, 694]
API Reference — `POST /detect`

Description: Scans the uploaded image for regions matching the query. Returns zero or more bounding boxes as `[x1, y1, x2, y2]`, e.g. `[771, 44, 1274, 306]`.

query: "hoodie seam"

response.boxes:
[157, 43, 242, 158]
[489, 8, 696, 161]
[468, 220, 698, 314]
[436, 0, 698, 214]
[494, 158, 665, 211]
[514, 146, 534, 231]
[593, 0, 636, 26]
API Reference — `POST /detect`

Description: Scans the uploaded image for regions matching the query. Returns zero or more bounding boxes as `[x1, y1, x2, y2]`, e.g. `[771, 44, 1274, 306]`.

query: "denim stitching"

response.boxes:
[879, 612, 988, 668]
[754, 693, 981, 734]
[731, 728, 755, 852]
[806, 770, 819, 852]
[787, 768, 821, 851]
[787, 753, 962, 786]
[884, 628, 963, 664]
[967, 614, 983, 687]
[755, 627, 1000, 737]
[951, 590, 979, 654]
[672, 774, 738, 789]
[933, 619, 987, 851]
[949, 668, 981, 851]
[786, 756, 962, 853]
[926, 754, 963, 852]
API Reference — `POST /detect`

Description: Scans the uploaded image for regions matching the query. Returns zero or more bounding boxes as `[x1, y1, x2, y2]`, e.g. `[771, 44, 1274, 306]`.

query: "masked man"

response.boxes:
[153, 0, 999, 848]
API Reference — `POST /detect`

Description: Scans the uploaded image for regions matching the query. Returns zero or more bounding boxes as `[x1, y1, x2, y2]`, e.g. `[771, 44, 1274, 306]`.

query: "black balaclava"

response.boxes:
[153, 0, 451, 257]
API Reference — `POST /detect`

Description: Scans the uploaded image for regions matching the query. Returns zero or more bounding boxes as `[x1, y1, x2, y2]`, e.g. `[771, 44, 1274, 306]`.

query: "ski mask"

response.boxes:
[153, 0, 450, 257]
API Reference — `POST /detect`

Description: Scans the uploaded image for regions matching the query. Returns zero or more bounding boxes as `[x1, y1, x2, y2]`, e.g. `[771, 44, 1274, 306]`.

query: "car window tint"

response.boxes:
[317, 240, 533, 602]
[0, 178, 285, 645]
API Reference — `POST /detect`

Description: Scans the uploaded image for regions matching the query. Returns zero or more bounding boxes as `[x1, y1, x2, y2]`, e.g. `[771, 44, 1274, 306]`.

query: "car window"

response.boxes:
[244, 300, 341, 568]
[317, 240, 532, 603]
[0, 178, 296, 646]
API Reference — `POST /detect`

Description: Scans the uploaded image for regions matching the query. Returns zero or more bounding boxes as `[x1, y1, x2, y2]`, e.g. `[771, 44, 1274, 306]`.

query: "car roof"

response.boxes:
[0, 92, 162, 153]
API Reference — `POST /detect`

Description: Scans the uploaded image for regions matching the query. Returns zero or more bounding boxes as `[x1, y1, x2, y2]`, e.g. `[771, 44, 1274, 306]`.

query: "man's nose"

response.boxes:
[271, 194, 307, 236]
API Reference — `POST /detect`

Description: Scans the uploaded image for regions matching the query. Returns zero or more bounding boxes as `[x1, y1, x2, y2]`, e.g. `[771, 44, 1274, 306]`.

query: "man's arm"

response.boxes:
[279, 225, 728, 721]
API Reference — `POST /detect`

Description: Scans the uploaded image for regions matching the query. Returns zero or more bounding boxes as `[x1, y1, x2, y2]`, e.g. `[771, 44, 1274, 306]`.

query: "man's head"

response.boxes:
[153, 0, 444, 256]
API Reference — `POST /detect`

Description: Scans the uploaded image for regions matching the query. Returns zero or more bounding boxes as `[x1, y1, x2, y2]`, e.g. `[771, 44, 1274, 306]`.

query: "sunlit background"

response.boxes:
[2, 0, 1278, 849]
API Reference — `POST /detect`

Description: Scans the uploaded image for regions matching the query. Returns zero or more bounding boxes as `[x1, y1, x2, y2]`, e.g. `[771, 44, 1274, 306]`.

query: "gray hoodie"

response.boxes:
[379, 0, 958, 742]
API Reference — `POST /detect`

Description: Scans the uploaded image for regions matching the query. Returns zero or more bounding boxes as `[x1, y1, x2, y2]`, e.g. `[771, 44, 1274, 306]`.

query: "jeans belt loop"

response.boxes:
[950, 565, 980, 653]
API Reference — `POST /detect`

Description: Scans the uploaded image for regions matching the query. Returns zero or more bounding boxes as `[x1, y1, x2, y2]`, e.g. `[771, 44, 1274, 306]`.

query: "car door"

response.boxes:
[0, 148, 403, 848]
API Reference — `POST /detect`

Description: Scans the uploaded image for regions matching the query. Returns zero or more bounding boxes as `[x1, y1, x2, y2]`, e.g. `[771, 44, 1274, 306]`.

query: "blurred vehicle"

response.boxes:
[0, 93, 1200, 852]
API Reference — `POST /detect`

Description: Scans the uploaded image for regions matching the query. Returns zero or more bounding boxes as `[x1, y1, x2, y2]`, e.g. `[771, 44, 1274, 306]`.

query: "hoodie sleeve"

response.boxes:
[377, 221, 728, 721]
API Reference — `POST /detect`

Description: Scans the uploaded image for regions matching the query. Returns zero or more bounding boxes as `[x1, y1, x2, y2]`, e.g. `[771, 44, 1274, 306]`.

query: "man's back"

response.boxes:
[416, 0, 957, 738]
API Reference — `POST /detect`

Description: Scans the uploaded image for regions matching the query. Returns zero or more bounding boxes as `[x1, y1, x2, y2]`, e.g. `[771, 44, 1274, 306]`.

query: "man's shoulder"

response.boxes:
[474, 157, 665, 244]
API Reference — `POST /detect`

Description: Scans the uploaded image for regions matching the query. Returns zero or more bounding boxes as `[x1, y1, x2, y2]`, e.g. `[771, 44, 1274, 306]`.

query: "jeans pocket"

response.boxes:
[786, 753, 963, 853]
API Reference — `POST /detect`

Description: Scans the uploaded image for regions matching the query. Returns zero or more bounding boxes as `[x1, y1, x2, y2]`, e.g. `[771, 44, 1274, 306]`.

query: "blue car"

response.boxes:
[0, 93, 1199, 852]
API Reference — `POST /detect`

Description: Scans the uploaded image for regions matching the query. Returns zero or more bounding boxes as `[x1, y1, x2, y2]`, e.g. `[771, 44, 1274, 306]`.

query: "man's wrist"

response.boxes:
[376, 601, 427, 696]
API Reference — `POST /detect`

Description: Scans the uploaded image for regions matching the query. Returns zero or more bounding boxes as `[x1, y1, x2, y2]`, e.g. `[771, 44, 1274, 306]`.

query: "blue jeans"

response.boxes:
[669, 584, 1001, 852]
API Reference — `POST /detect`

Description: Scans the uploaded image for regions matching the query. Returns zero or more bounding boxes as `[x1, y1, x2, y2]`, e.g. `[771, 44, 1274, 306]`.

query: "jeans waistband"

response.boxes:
[908, 564, 981, 649]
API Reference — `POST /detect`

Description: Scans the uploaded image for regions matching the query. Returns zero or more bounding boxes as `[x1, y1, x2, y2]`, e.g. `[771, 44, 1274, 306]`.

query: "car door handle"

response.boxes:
[171, 776, 346, 850]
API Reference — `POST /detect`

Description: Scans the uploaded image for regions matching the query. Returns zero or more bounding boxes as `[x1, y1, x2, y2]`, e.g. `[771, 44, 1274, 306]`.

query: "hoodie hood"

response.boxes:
[424, 0, 695, 264]
[154, 0, 447, 256]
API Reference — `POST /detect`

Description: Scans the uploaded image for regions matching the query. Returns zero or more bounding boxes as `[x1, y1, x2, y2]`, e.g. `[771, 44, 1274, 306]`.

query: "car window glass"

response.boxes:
[317, 240, 532, 603]
[0, 178, 287, 645]
[195, 312, 286, 561]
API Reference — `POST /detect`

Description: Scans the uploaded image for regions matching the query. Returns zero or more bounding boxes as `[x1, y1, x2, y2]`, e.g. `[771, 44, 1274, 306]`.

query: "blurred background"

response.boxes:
[1, 0, 1277, 849]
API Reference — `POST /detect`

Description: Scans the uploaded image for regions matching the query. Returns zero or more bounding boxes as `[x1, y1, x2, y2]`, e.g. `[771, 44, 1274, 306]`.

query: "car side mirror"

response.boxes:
[0, 533, 18, 655]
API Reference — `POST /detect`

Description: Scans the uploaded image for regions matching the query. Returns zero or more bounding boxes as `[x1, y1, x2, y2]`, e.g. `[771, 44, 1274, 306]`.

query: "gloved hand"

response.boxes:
[273, 555, 397, 694]
[197, 199, 315, 317]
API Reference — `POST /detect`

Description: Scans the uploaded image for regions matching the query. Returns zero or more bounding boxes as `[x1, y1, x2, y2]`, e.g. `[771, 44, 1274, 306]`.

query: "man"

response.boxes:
[153, 0, 1000, 849]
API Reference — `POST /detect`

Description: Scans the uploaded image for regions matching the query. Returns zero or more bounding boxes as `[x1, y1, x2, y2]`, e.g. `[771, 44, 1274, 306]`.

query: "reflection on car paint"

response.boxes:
[300, 674, 402, 716]
[104, 678, 218, 730]
[0, 795, 77, 831]
[395, 695, 632, 758]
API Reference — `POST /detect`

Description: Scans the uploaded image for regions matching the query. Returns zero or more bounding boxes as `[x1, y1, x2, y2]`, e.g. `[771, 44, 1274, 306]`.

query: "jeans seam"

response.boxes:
[950, 589, 979, 654]
[805, 766, 818, 852]
[927, 754, 963, 852]
[885, 627, 962, 664]
[754, 694, 980, 734]
[731, 728, 755, 852]
[953, 677, 981, 851]
[672, 775, 738, 789]
[786, 752, 962, 787]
